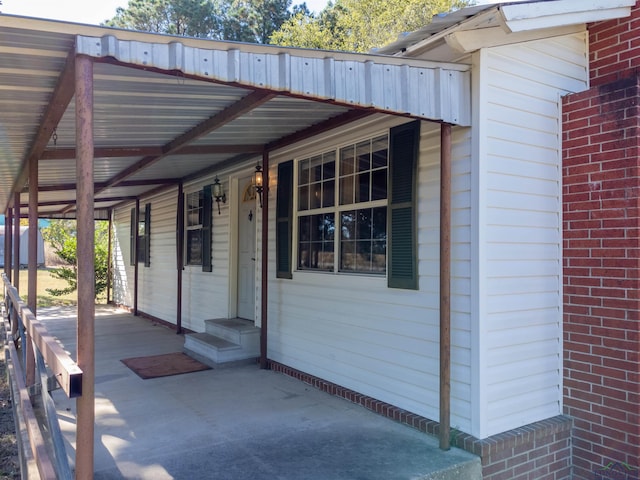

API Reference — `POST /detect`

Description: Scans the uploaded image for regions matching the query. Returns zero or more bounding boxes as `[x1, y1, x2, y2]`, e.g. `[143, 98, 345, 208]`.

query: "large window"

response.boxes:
[297, 134, 388, 274]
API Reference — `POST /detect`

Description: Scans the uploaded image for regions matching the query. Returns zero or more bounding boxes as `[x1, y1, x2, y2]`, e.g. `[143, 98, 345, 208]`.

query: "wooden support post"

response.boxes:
[106, 210, 112, 304]
[439, 123, 452, 451]
[5, 206, 12, 283]
[259, 151, 269, 369]
[25, 154, 38, 386]
[13, 193, 20, 293]
[176, 183, 184, 334]
[75, 54, 95, 480]
[133, 199, 139, 316]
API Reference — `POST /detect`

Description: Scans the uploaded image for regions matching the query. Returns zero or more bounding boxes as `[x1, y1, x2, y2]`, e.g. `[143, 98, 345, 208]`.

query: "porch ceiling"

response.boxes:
[0, 15, 471, 219]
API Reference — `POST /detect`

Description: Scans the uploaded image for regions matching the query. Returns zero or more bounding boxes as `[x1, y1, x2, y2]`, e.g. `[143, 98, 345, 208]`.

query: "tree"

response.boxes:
[42, 220, 109, 299]
[104, 0, 220, 38]
[271, 0, 474, 52]
[104, 0, 300, 44]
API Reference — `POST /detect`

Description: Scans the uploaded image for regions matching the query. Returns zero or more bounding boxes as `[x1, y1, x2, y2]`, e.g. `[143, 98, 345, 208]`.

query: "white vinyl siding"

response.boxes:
[111, 181, 231, 332]
[181, 177, 231, 333]
[112, 208, 134, 307]
[267, 116, 474, 433]
[137, 189, 178, 321]
[475, 33, 588, 438]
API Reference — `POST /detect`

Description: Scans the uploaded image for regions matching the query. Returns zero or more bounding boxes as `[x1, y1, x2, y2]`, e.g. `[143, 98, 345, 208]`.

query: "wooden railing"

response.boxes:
[2, 273, 82, 479]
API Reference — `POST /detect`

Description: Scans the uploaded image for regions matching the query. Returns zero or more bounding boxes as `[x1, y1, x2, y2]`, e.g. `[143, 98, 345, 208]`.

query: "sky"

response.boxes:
[0, 0, 507, 26]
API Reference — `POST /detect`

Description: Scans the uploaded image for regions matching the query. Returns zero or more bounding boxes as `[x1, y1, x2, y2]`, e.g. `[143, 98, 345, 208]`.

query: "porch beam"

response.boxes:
[75, 53, 96, 479]
[266, 109, 373, 152]
[439, 123, 452, 451]
[9, 49, 75, 208]
[259, 151, 269, 369]
[24, 178, 179, 193]
[98, 91, 275, 192]
[41, 144, 263, 160]
[21, 196, 138, 209]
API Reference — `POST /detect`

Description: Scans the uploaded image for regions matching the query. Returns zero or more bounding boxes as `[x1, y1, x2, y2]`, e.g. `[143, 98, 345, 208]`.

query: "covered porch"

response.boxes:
[41, 306, 479, 479]
[0, 13, 471, 476]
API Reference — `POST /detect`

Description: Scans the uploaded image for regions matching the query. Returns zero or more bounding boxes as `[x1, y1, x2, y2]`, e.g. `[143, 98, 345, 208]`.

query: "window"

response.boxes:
[297, 134, 389, 274]
[185, 186, 213, 271]
[186, 190, 203, 265]
[130, 203, 150, 267]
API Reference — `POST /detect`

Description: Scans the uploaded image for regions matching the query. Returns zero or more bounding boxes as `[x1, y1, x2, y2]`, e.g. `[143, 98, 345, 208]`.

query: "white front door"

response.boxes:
[237, 176, 256, 320]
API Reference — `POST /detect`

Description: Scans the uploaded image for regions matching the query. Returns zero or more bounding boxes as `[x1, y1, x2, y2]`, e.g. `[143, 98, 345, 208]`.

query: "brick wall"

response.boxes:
[589, 1, 640, 87]
[270, 361, 573, 480]
[563, 71, 640, 479]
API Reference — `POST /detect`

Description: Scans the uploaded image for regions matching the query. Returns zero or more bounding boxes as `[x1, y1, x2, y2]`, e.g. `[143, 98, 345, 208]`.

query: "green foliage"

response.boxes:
[105, 0, 220, 37]
[104, 0, 301, 44]
[42, 220, 109, 299]
[271, 0, 474, 52]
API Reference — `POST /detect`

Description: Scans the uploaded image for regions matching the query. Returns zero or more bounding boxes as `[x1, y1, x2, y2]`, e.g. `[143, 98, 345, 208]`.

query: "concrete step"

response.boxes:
[183, 332, 254, 366]
[204, 318, 260, 356]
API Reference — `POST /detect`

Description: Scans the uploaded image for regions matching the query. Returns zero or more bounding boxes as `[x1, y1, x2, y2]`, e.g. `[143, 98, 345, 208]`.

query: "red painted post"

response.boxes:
[25, 153, 38, 386]
[5, 206, 12, 283]
[259, 151, 269, 369]
[13, 192, 20, 292]
[439, 123, 452, 451]
[75, 54, 95, 480]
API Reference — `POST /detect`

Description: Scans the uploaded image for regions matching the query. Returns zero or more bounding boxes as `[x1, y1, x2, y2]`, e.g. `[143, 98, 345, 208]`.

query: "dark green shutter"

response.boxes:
[388, 121, 420, 290]
[144, 203, 151, 267]
[129, 208, 136, 266]
[202, 185, 213, 272]
[276, 160, 293, 279]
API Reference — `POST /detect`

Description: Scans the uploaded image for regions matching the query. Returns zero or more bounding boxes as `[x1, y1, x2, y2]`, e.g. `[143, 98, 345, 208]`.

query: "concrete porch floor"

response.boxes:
[40, 306, 480, 480]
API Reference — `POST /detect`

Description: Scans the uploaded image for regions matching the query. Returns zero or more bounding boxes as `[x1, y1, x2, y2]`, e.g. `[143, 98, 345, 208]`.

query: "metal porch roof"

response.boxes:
[0, 15, 471, 219]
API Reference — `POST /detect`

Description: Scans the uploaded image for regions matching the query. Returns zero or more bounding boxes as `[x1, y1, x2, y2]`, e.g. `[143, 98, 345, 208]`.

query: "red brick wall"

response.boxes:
[589, 2, 640, 87]
[563, 69, 640, 479]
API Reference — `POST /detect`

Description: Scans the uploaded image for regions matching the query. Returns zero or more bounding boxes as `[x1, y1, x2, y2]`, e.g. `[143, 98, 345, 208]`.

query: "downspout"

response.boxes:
[133, 198, 139, 316]
[259, 151, 269, 369]
[439, 123, 452, 451]
[176, 182, 184, 334]
[75, 53, 96, 479]
[106, 209, 113, 304]
[13, 192, 20, 293]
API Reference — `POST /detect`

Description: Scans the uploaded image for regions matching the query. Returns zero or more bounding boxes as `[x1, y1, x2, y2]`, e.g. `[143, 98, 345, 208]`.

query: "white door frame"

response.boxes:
[227, 171, 258, 323]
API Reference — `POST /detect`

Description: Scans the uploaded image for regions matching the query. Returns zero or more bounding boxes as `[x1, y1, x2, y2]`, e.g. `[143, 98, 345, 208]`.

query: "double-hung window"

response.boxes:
[184, 186, 213, 271]
[297, 134, 389, 274]
[186, 190, 204, 265]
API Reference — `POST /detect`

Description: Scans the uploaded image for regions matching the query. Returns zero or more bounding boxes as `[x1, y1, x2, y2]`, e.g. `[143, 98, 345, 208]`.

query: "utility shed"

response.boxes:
[0, 226, 45, 266]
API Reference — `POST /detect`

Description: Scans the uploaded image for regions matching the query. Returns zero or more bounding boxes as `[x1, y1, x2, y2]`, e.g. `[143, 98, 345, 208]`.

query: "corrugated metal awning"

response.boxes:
[0, 15, 471, 218]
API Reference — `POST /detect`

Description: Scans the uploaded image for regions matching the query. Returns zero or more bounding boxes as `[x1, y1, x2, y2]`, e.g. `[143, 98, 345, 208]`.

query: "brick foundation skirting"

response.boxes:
[113, 304, 194, 334]
[269, 361, 573, 480]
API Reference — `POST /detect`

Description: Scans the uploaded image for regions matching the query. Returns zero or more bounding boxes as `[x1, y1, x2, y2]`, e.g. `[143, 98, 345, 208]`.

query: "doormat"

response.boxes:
[121, 352, 211, 379]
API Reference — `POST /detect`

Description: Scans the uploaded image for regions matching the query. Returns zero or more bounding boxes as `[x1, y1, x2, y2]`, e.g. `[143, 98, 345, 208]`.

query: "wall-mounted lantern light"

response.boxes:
[212, 176, 226, 214]
[253, 163, 264, 208]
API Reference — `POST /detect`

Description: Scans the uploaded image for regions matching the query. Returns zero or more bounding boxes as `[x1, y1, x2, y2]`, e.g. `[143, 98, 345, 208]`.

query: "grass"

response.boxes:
[13, 268, 78, 307]
[8, 267, 107, 308]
